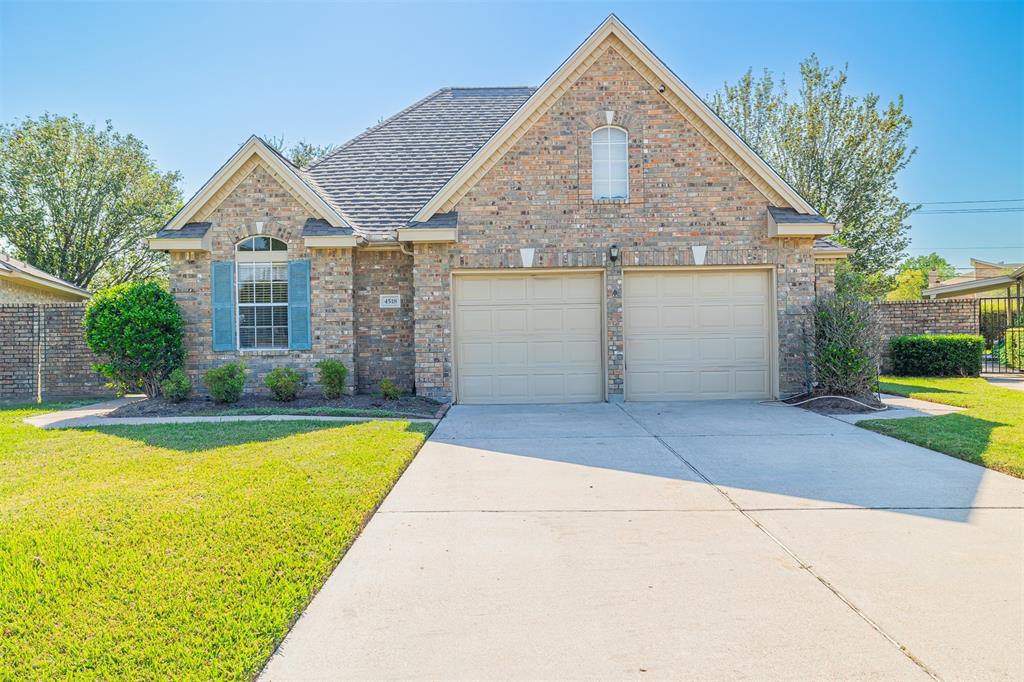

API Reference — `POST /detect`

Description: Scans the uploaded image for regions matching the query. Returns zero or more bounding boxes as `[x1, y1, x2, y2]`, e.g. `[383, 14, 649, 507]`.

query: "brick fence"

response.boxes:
[0, 304, 112, 403]
[869, 299, 979, 371]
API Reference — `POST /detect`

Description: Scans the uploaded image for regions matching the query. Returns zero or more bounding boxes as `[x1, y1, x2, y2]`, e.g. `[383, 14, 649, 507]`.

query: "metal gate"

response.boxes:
[979, 292, 1024, 373]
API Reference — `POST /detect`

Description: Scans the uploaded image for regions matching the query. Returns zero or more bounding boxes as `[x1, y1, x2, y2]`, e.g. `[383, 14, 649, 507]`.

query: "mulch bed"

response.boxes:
[108, 393, 445, 419]
[784, 392, 887, 415]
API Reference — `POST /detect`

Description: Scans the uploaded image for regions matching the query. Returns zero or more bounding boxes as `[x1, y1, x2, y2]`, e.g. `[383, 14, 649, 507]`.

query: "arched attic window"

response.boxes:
[236, 236, 289, 349]
[591, 126, 628, 200]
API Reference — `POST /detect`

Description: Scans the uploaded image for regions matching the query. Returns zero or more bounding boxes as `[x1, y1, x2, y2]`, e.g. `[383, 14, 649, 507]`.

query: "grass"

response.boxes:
[0, 403, 432, 679]
[859, 377, 1024, 478]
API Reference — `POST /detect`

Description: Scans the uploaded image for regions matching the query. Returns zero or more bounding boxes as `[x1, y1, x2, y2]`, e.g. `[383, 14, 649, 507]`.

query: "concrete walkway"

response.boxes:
[986, 374, 1024, 392]
[833, 392, 964, 424]
[260, 401, 1023, 681]
[23, 397, 438, 429]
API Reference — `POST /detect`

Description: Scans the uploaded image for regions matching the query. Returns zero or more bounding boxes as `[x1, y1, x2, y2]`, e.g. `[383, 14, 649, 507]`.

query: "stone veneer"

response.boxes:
[412, 44, 820, 399]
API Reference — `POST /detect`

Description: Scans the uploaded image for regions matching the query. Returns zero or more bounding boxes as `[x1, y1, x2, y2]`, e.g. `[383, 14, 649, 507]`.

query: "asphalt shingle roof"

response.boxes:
[306, 87, 536, 240]
[768, 206, 831, 224]
[0, 253, 91, 296]
[154, 222, 212, 239]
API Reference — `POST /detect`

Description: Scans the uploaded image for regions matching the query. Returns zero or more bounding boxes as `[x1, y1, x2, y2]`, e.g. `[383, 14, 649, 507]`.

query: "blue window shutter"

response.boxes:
[288, 259, 312, 350]
[211, 261, 236, 351]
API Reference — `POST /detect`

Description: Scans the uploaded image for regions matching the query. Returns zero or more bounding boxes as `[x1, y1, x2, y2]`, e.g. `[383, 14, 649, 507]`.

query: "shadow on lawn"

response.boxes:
[879, 380, 965, 397]
[83, 420, 432, 453]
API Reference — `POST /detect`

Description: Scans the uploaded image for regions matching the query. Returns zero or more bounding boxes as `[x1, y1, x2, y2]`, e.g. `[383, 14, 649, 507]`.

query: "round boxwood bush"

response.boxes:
[265, 367, 304, 402]
[316, 359, 348, 399]
[160, 368, 193, 403]
[83, 282, 185, 397]
[203, 361, 246, 403]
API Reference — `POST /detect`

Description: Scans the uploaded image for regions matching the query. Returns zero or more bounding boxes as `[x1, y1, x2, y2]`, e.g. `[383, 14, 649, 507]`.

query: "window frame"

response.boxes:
[591, 125, 629, 201]
[234, 236, 289, 351]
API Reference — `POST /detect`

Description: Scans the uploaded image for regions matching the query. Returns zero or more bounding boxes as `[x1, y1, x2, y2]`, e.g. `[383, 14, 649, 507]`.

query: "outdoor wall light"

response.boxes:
[609, 244, 620, 262]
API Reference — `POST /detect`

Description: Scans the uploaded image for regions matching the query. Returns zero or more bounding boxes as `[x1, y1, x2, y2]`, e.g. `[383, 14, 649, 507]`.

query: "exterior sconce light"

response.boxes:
[609, 244, 620, 262]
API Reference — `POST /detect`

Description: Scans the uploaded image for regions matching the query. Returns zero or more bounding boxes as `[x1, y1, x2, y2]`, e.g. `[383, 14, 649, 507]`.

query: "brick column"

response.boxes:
[312, 247, 356, 394]
[412, 243, 451, 400]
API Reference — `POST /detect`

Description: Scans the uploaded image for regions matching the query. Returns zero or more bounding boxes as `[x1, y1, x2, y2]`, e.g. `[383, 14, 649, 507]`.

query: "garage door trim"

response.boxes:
[621, 265, 778, 400]
[450, 268, 607, 404]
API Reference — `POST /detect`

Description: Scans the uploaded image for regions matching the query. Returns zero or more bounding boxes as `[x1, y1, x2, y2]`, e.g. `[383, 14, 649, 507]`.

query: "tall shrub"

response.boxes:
[890, 335, 984, 376]
[811, 292, 881, 396]
[84, 282, 184, 397]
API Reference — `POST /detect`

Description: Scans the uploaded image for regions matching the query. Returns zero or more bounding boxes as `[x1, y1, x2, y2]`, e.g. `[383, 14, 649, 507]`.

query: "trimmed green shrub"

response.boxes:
[379, 379, 401, 401]
[890, 334, 984, 376]
[998, 327, 1024, 370]
[83, 282, 185, 397]
[160, 368, 192, 403]
[203, 361, 246, 403]
[265, 367, 303, 402]
[811, 292, 881, 396]
[316, 359, 348, 399]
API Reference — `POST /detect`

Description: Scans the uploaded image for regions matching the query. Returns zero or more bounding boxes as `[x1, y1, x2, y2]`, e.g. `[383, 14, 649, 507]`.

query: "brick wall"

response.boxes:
[869, 299, 979, 371]
[0, 303, 110, 403]
[414, 42, 820, 399]
[354, 248, 415, 392]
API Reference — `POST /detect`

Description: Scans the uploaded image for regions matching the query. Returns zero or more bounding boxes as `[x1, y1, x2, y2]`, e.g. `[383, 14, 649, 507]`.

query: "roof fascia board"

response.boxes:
[769, 219, 836, 238]
[303, 235, 362, 248]
[1, 271, 90, 299]
[412, 15, 815, 223]
[164, 137, 350, 231]
[147, 236, 210, 252]
[397, 227, 457, 243]
[923, 274, 1014, 298]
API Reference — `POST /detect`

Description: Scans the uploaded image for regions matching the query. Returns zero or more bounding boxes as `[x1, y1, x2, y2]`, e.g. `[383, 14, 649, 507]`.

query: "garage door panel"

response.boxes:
[456, 273, 603, 404]
[625, 270, 772, 401]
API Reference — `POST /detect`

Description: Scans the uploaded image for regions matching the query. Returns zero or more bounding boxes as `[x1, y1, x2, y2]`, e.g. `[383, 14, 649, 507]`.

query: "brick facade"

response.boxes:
[169, 42, 837, 401]
[869, 299, 979, 371]
[169, 163, 358, 396]
[412, 45, 818, 399]
[0, 304, 110, 403]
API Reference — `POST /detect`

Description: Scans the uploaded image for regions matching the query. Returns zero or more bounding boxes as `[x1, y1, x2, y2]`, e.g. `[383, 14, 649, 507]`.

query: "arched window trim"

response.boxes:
[235, 235, 289, 350]
[591, 125, 629, 201]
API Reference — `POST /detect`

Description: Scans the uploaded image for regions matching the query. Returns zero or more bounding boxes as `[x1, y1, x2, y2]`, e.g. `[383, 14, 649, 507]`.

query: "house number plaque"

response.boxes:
[379, 294, 401, 309]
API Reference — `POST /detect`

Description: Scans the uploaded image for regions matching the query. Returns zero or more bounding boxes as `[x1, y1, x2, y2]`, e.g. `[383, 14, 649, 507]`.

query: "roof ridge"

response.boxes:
[307, 88, 450, 171]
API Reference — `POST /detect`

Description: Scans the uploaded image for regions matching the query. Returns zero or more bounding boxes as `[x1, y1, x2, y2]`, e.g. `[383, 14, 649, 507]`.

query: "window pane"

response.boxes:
[610, 179, 628, 199]
[256, 328, 273, 347]
[239, 327, 256, 349]
[250, 236, 270, 251]
[270, 238, 287, 252]
[611, 161, 628, 181]
[608, 128, 627, 144]
[237, 238, 254, 252]
[592, 143, 609, 161]
[592, 127, 609, 142]
[592, 162, 609, 182]
[273, 306, 288, 326]
[273, 327, 289, 348]
[238, 263, 255, 282]
[271, 282, 288, 303]
[239, 306, 256, 327]
[272, 264, 288, 281]
[255, 307, 273, 326]
[238, 282, 255, 304]
[253, 282, 272, 303]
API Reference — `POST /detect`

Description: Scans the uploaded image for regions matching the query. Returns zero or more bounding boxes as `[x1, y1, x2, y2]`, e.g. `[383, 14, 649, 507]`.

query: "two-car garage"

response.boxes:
[453, 268, 775, 404]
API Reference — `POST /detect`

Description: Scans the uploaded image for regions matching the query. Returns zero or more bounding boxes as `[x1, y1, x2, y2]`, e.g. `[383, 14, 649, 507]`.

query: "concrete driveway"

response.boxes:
[260, 401, 1024, 681]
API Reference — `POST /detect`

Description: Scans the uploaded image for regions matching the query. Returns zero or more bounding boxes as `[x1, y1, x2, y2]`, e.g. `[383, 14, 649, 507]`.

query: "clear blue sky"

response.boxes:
[2, 1, 1022, 271]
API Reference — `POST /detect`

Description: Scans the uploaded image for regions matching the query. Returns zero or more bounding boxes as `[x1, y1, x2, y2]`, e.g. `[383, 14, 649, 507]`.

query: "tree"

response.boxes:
[0, 114, 182, 289]
[710, 56, 917, 274]
[83, 282, 185, 397]
[264, 136, 335, 168]
[835, 259, 893, 301]
[886, 269, 928, 301]
[898, 252, 956, 281]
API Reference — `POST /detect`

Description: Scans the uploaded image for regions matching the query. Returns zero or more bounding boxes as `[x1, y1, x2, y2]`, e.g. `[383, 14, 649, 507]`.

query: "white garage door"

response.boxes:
[454, 273, 604, 404]
[624, 269, 773, 401]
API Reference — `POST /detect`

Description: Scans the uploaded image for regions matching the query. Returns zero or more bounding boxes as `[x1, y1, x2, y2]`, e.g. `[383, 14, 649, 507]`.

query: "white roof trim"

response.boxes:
[923, 268, 1023, 299]
[412, 15, 816, 224]
[303, 235, 362, 249]
[162, 136, 351, 232]
[0, 269, 91, 299]
[148, 236, 210, 252]
[397, 227, 457, 243]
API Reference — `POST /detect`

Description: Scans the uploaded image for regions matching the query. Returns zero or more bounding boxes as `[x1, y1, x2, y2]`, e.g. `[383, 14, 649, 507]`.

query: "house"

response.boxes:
[924, 259, 1024, 299]
[149, 15, 845, 403]
[0, 253, 91, 303]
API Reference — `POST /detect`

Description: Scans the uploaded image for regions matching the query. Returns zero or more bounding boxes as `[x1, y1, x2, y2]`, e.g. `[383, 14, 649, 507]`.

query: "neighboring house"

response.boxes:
[924, 259, 1024, 300]
[149, 16, 845, 403]
[0, 253, 91, 303]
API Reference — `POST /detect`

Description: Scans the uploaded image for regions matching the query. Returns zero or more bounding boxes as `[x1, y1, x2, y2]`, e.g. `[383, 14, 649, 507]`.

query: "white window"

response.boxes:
[235, 236, 288, 349]
[592, 126, 628, 200]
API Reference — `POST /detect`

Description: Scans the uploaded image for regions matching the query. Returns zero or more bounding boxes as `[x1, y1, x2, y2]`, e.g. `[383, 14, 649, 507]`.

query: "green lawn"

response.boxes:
[859, 377, 1024, 478]
[0, 403, 432, 679]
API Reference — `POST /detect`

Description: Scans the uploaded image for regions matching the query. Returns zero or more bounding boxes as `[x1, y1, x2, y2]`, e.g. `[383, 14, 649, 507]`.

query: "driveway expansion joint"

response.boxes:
[614, 402, 944, 682]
